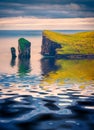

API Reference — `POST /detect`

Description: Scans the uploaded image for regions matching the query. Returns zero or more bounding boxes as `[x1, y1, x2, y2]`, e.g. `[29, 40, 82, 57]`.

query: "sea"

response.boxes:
[0, 30, 94, 130]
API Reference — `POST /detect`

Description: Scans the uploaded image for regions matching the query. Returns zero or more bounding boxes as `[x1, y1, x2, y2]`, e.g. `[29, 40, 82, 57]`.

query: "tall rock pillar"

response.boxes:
[18, 38, 31, 59]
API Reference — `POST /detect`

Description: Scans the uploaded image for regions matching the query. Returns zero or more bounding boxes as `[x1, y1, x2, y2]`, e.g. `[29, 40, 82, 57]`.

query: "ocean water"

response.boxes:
[0, 30, 94, 130]
[0, 30, 89, 37]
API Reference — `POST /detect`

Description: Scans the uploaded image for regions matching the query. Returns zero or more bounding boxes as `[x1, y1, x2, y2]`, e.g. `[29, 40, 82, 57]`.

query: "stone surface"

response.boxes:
[18, 38, 31, 59]
[41, 35, 61, 56]
[10, 47, 16, 58]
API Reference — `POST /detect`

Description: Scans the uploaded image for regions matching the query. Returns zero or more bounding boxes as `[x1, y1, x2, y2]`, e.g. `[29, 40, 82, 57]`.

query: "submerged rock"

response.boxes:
[18, 38, 31, 59]
[41, 35, 61, 56]
[10, 47, 16, 58]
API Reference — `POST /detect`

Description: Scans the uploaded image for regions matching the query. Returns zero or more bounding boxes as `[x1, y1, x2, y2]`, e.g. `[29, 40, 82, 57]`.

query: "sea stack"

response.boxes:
[10, 47, 16, 58]
[18, 38, 31, 59]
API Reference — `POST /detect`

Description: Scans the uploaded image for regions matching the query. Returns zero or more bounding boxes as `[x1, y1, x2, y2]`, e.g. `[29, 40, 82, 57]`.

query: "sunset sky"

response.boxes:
[0, 0, 94, 30]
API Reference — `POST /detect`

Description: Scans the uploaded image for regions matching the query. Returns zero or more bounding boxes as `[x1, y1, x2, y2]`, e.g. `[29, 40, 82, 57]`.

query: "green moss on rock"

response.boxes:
[18, 38, 31, 58]
[18, 38, 31, 51]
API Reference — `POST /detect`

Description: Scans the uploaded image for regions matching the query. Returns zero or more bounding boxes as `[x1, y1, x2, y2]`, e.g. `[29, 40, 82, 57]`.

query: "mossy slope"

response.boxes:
[43, 30, 94, 55]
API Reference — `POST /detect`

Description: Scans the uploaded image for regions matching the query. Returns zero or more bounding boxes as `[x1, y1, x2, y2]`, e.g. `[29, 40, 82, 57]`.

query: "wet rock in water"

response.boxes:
[41, 35, 61, 56]
[18, 38, 31, 59]
[10, 47, 16, 58]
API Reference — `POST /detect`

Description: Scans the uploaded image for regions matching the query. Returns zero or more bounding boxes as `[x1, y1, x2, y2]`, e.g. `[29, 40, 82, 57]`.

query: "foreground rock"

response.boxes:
[10, 47, 16, 58]
[41, 35, 61, 56]
[18, 38, 31, 59]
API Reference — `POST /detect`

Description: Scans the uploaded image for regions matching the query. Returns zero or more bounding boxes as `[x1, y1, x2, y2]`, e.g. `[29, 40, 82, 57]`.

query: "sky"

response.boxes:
[0, 0, 94, 30]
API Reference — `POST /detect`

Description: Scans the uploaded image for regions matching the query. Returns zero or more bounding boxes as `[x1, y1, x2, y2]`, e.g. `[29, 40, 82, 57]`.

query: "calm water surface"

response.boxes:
[0, 30, 94, 130]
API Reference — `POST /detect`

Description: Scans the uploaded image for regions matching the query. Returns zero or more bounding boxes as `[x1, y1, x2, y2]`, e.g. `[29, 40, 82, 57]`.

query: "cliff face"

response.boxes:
[41, 35, 94, 59]
[41, 35, 62, 56]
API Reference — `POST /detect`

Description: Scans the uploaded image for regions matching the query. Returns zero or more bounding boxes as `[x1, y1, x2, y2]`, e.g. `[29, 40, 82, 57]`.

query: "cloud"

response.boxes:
[0, 17, 94, 30]
[0, 0, 94, 5]
[23, 3, 81, 10]
[0, 2, 94, 18]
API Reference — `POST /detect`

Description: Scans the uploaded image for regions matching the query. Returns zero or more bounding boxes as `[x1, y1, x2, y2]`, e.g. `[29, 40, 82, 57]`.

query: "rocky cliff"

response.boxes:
[41, 35, 62, 56]
[41, 30, 94, 59]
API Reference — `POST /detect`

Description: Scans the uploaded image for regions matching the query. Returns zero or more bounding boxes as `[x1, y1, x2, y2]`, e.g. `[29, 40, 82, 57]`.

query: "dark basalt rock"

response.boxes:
[41, 35, 61, 56]
[18, 38, 31, 59]
[10, 47, 16, 58]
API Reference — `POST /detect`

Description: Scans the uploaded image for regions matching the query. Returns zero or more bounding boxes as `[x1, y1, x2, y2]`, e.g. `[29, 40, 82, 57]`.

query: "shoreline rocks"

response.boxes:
[56, 54, 94, 59]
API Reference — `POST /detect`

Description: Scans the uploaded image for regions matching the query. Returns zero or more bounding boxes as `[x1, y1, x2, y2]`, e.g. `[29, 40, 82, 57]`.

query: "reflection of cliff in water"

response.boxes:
[42, 59, 94, 85]
[41, 58, 59, 76]
[18, 58, 31, 76]
[10, 57, 16, 67]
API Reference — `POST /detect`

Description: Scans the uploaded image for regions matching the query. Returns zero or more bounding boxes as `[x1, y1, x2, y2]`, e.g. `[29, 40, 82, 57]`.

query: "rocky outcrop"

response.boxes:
[18, 38, 31, 59]
[41, 35, 62, 56]
[10, 47, 16, 58]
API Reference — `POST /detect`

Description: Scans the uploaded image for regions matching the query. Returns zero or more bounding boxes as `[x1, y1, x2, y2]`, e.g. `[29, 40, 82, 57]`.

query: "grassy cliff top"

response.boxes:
[43, 30, 94, 55]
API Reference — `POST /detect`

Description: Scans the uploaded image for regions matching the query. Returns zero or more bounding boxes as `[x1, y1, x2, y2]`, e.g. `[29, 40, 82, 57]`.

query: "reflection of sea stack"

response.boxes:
[18, 58, 31, 76]
[18, 38, 31, 59]
[10, 57, 16, 67]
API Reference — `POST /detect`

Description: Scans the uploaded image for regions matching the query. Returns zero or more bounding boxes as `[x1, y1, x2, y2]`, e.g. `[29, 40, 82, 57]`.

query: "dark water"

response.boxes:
[0, 30, 94, 130]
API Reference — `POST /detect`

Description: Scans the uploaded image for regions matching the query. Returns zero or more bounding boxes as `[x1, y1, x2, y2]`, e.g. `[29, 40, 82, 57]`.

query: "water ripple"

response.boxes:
[0, 76, 94, 130]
